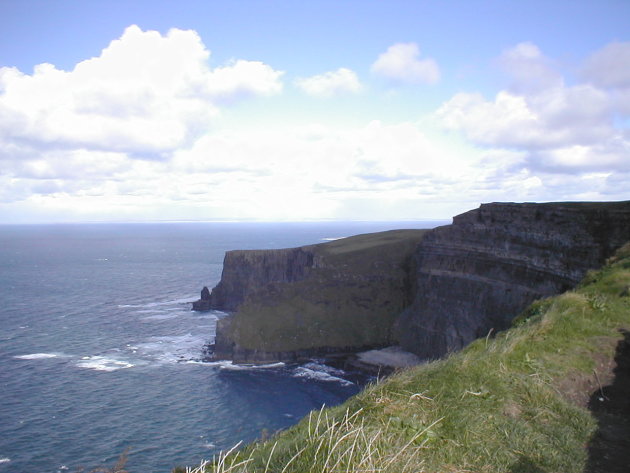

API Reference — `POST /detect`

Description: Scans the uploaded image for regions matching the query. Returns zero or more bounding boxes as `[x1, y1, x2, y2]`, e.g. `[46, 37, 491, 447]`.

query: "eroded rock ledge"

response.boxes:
[196, 201, 630, 364]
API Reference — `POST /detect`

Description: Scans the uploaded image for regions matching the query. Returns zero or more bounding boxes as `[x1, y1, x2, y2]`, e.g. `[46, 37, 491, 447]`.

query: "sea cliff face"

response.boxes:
[198, 201, 630, 364]
[203, 230, 428, 363]
[395, 201, 630, 359]
[207, 248, 315, 312]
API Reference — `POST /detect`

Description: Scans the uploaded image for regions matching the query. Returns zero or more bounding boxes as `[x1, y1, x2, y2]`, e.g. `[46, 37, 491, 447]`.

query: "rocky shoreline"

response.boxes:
[201, 339, 423, 378]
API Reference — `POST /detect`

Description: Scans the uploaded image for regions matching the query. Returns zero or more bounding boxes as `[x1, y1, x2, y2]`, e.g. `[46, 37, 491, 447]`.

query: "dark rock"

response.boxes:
[192, 286, 212, 311]
[207, 248, 316, 312]
[395, 201, 630, 360]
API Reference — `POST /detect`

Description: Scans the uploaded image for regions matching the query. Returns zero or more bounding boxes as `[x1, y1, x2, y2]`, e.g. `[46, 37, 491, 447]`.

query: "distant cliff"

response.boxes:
[205, 248, 316, 312]
[197, 201, 630, 364]
[200, 230, 428, 363]
[395, 201, 630, 359]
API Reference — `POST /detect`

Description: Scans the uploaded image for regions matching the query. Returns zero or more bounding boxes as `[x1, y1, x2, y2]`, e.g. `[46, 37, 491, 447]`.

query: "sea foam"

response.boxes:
[14, 353, 63, 360]
[292, 363, 354, 386]
[75, 356, 135, 372]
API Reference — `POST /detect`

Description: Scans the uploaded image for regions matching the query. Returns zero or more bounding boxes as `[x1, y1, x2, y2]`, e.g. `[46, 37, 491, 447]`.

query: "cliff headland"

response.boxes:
[196, 201, 630, 365]
[199, 229, 427, 363]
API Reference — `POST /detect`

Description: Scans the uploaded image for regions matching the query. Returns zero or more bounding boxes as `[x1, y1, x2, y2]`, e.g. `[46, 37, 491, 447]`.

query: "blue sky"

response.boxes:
[0, 0, 629, 222]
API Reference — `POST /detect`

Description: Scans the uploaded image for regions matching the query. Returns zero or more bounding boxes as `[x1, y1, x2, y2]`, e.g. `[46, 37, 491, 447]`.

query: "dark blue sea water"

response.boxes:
[0, 221, 444, 473]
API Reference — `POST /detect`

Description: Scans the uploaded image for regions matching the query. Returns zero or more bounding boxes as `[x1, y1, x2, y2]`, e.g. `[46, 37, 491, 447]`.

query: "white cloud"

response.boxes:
[0, 25, 284, 159]
[582, 41, 630, 89]
[437, 41, 628, 176]
[498, 42, 563, 93]
[295, 68, 362, 97]
[371, 43, 440, 85]
[581, 41, 630, 115]
[437, 85, 612, 149]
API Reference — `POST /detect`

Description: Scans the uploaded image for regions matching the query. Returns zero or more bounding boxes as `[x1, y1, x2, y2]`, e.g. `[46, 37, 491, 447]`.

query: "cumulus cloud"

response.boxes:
[371, 43, 440, 85]
[498, 41, 563, 93]
[437, 41, 628, 177]
[295, 68, 362, 97]
[582, 41, 630, 89]
[581, 41, 630, 114]
[0, 25, 284, 159]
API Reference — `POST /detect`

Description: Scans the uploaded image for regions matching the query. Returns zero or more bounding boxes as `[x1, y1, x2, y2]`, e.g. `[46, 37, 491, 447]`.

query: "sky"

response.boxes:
[0, 0, 629, 223]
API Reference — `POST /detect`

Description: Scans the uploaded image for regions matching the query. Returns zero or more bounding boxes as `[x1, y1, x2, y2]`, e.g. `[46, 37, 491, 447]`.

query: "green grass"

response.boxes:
[179, 242, 630, 473]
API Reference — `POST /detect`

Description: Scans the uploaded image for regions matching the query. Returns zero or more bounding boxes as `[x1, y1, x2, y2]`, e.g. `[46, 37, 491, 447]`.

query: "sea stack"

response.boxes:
[192, 286, 212, 311]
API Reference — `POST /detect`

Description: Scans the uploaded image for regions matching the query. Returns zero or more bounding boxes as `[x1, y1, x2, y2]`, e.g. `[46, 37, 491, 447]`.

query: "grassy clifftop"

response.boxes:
[183, 242, 630, 473]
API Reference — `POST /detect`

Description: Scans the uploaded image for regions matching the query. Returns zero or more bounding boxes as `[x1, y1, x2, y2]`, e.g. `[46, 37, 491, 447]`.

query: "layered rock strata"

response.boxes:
[395, 201, 630, 359]
[196, 201, 630, 365]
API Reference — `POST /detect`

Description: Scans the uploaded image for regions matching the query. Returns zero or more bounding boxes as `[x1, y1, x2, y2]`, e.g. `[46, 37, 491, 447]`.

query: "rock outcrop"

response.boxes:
[395, 201, 630, 359]
[200, 230, 428, 363]
[192, 286, 212, 311]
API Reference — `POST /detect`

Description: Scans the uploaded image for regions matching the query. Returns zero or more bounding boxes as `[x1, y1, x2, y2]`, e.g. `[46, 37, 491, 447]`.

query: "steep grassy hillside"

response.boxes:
[182, 242, 630, 473]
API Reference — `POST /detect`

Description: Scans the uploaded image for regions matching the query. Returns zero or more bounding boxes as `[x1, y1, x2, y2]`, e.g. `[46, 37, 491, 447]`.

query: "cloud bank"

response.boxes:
[0, 25, 284, 159]
[437, 42, 629, 177]
[0, 30, 628, 223]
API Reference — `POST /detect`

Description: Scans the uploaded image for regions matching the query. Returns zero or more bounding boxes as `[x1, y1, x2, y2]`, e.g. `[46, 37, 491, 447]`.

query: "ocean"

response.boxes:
[0, 221, 443, 473]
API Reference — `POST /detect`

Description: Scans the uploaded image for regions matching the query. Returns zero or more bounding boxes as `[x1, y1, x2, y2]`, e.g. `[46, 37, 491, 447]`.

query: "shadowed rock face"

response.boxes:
[395, 202, 630, 360]
[204, 230, 428, 363]
[207, 248, 315, 312]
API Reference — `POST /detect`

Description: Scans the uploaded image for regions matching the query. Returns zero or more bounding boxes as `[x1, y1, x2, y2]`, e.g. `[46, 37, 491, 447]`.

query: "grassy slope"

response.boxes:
[183, 243, 630, 473]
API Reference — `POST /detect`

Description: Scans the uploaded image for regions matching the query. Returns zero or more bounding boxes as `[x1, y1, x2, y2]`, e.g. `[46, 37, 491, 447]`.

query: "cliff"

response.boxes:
[199, 201, 630, 365]
[203, 230, 428, 363]
[206, 247, 316, 312]
[396, 201, 630, 359]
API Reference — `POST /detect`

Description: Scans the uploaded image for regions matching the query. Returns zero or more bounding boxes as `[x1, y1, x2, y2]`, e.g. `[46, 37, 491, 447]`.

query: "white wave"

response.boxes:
[75, 356, 134, 372]
[14, 353, 65, 360]
[134, 333, 207, 363]
[0, 458, 10, 464]
[140, 313, 180, 321]
[302, 362, 347, 377]
[206, 360, 285, 371]
[322, 236, 346, 241]
[292, 365, 353, 386]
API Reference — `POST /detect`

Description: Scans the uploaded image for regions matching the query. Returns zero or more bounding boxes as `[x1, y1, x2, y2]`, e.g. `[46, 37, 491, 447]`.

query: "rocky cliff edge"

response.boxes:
[197, 201, 630, 364]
